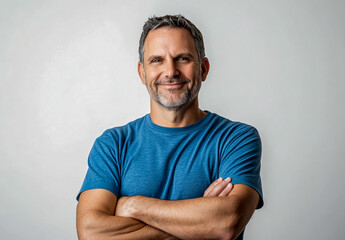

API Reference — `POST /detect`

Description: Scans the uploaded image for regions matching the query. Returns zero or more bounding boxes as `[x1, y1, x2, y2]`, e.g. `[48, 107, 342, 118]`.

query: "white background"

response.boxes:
[1, 0, 344, 239]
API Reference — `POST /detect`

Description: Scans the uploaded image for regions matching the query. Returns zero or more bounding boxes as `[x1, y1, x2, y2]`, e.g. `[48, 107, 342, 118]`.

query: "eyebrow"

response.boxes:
[146, 53, 196, 62]
[174, 53, 195, 60]
[147, 55, 162, 63]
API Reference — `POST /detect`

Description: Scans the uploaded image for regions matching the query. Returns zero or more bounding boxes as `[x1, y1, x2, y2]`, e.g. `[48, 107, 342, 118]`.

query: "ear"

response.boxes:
[138, 61, 146, 84]
[201, 57, 210, 82]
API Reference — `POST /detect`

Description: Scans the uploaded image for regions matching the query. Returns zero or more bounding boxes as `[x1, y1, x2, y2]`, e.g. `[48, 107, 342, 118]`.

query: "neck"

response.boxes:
[150, 98, 206, 128]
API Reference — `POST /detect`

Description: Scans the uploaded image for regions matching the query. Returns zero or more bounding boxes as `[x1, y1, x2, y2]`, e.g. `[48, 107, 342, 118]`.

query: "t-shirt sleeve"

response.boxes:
[219, 124, 263, 209]
[76, 130, 121, 201]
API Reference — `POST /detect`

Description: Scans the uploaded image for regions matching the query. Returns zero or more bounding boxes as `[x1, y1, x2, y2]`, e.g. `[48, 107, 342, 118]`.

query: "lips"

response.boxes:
[156, 78, 189, 85]
[157, 82, 187, 90]
[160, 82, 186, 86]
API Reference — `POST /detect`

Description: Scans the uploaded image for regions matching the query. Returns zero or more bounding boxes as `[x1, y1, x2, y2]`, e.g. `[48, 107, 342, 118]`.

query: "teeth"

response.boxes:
[157, 78, 189, 84]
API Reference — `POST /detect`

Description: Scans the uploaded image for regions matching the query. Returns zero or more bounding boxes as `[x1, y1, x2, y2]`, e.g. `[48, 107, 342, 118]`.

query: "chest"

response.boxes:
[119, 136, 220, 200]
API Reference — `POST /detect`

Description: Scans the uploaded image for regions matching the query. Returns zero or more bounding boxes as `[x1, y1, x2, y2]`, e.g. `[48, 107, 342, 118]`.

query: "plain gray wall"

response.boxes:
[1, 0, 344, 239]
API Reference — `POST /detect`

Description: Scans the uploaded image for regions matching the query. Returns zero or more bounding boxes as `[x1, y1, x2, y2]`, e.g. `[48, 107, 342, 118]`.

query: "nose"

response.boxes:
[165, 59, 179, 78]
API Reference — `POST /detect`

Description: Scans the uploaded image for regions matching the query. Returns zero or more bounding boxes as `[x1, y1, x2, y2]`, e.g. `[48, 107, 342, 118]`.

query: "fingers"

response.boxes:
[204, 177, 232, 197]
[204, 177, 222, 196]
[218, 182, 233, 197]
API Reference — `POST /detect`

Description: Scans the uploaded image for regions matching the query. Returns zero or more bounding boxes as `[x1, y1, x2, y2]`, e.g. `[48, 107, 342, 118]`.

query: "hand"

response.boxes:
[115, 196, 135, 217]
[203, 177, 233, 197]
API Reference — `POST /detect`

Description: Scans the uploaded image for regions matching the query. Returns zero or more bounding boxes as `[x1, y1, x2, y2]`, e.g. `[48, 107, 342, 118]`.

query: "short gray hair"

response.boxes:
[139, 14, 205, 64]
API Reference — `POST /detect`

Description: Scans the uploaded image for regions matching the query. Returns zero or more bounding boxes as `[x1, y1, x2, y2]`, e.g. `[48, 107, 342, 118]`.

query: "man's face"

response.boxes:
[139, 27, 208, 110]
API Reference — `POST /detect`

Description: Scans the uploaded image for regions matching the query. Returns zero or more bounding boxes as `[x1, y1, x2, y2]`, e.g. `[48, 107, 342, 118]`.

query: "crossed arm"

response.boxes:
[76, 177, 259, 240]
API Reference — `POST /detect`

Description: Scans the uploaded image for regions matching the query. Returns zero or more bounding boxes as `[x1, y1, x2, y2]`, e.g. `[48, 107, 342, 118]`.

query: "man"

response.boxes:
[76, 14, 263, 240]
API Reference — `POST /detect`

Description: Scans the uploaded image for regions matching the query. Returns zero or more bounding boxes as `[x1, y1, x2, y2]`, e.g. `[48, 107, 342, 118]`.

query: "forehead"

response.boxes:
[144, 27, 197, 58]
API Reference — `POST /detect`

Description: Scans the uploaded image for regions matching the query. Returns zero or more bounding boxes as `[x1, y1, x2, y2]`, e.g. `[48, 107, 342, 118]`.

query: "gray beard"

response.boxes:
[156, 87, 192, 111]
[145, 76, 202, 111]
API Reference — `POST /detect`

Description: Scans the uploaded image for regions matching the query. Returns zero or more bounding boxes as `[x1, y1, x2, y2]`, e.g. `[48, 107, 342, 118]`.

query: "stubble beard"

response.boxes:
[145, 74, 202, 111]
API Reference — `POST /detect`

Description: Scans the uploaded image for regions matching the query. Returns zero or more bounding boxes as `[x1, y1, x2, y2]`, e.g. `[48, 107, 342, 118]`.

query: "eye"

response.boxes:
[151, 58, 161, 63]
[177, 57, 190, 62]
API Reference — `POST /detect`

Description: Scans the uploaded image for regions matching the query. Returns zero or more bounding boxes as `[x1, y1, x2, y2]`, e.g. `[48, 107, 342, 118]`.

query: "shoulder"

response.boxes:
[206, 112, 261, 156]
[95, 114, 148, 145]
[208, 111, 260, 137]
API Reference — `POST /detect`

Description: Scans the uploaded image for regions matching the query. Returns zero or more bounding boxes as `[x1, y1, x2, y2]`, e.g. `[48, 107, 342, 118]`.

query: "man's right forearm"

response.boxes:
[77, 179, 231, 239]
[77, 210, 178, 240]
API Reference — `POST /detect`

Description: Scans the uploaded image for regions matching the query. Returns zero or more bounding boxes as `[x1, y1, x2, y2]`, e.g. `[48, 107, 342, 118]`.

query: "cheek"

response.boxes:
[184, 65, 200, 79]
[145, 68, 161, 83]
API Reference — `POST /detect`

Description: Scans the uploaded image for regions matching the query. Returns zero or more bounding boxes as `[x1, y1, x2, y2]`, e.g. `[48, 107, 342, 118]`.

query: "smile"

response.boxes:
[158, 82, 187, 89]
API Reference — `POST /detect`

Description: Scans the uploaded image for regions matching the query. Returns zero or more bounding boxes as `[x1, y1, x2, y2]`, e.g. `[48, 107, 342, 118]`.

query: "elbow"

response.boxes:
[76, 211, 98, 240]
[217, 228, 237, 240]
[76, 218, 90, 240]
[77, 219, 100, 240]
[215, 217, 241, 240]
[221, 232, 237, 240]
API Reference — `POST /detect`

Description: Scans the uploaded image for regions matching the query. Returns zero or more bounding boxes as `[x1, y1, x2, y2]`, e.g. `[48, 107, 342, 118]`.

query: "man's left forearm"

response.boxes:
[116, 184, 259, 240]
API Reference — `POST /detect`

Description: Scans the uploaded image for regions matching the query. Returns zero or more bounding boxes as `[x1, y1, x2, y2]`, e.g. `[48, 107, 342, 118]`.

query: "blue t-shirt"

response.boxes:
[77, 111, 263, 239]
[78, 111, 263, 204]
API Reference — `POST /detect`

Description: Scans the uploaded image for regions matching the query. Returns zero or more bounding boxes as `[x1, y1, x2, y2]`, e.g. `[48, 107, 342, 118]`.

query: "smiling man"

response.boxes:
[142, 27, 203, 112]
[76, 15, 263, 240]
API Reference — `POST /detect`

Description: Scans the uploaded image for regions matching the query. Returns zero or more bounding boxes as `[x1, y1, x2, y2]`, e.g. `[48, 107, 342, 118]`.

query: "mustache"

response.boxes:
[156, 77, 190, 85]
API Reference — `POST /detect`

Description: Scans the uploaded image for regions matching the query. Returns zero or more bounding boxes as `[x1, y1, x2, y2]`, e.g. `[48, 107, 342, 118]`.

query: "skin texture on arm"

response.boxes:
[115, 181, 259, 240]
[76, 189, 178, 240]
[76, 178, 232, 240]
